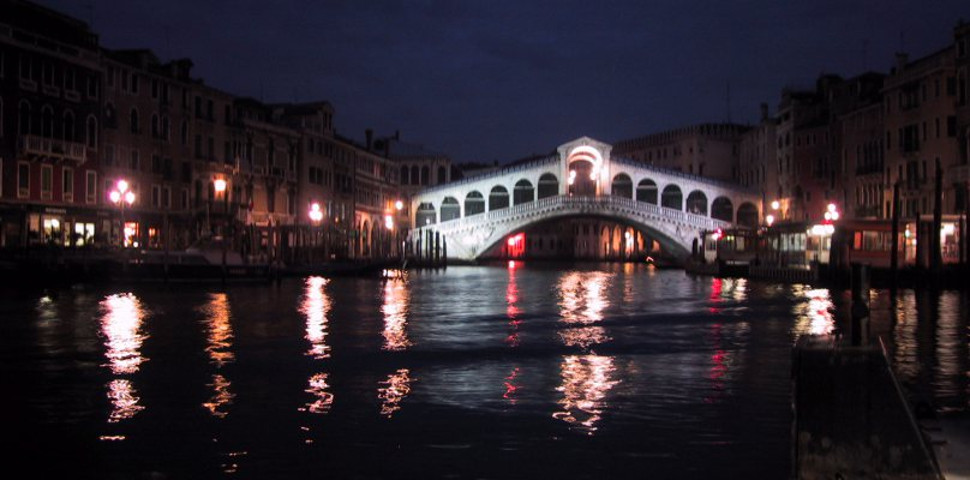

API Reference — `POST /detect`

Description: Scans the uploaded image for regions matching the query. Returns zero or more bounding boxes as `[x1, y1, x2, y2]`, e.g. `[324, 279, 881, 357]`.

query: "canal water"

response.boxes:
[2, 263, 967, 479]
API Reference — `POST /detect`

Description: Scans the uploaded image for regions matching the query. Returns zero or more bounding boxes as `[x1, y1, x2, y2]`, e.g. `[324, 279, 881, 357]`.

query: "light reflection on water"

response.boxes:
[790, 285, 836, 337]
[7, 265, 967, 478]
[382, 277, 412, 351]
[378, 369, 413, 418]
[553, 355, 620, 435]
[99, 293, 148, 427]
[302, 276, 332, 359]
[557, 271, 612, 349]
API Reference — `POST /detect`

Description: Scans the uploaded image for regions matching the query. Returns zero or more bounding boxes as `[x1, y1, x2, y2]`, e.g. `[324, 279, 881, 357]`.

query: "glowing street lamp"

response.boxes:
[308, 202, 324, 223]
[109, 179, 136, 247]
[770, 200, 780, 210]
[394, 200, 404, 211]
[765, 214, 775, 227]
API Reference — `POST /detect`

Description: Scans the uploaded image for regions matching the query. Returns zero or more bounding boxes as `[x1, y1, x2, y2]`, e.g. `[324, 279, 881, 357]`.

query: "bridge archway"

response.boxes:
[611, 173, 633, 199]
[441, 197, 460, 222]
[514, 179, 534, 205]
[737, 202, 759, 228]
[568, 160, 596, 196]
[686, 190, 708, 215]
[538, 173, 559, 199]
[489, 185, 509, 211]
[465, 191, 485, 216]
[711, 196, 733, 222]
[416, 202, 436, 226]
[637, 179, 658, 204]
[661, 185, 683, 210]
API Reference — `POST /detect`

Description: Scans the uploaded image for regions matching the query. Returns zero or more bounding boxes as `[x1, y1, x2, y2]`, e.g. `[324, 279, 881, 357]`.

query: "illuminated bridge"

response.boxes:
[408, 137, 762, 262]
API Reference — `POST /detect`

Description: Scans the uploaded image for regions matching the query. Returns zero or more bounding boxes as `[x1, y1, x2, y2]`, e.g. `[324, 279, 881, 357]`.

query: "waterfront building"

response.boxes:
[612, 123, 749, 183]
[738, 104, 778, 213]
[0, 0, 102, 247]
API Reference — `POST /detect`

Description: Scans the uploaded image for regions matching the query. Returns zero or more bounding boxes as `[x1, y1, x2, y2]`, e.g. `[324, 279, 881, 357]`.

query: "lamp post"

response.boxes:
[309, 202, 323, 264]
[213, 178, 229, 281]
[109, 179, 136, 247]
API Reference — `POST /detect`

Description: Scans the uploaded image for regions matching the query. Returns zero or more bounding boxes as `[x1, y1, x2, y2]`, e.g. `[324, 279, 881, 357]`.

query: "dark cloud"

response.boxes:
[38, 0, 970, 162]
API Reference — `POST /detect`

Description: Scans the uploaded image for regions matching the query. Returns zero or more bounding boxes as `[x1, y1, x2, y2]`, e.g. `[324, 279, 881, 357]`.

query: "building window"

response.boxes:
[151, 185, 161, 208]
[181, 120, 188, 145]
[130, 108, 139, 134]
[18, 162, 29, 198]
[151, 113, 159, 137]
[84, 170, 98, 203]
[18, 100, 30, 134]
[130, 149, 140, 171]
[162, 116, 170, 141]
[63, 110, 75, 142]
[63, 167, 74, 202]
[87, 74, 99, 99]
[130, 73, 139, 94]
[86, 116, 97, 148]
[41, 105, 53, 138]
[180, 189, 188, 210]
[948, 116, 957, 137]
[163, 186, 171, 209]
[41, 165, 52, 200]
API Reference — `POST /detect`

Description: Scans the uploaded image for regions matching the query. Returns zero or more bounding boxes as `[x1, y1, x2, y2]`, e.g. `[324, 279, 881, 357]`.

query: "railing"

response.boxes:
[19, 135, 87, 164]
[610, 155, 761, 194]
[420, 194, 726, 233]
[415, 155, 559, 195]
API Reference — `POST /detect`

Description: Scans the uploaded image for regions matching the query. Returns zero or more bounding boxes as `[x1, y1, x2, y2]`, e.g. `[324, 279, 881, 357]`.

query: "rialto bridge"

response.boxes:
[408, 137, 762, 262]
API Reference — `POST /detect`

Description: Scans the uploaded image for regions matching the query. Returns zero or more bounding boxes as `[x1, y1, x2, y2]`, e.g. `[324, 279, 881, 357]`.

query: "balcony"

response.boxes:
[19, 135, 88, 165]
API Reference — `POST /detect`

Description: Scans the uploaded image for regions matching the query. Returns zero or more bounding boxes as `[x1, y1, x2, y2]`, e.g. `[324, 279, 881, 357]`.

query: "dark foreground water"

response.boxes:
[2, 263, 967, 479]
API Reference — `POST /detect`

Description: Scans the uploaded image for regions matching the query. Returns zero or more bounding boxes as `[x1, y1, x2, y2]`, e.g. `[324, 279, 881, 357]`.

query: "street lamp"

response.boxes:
[109, 179, 136, 247]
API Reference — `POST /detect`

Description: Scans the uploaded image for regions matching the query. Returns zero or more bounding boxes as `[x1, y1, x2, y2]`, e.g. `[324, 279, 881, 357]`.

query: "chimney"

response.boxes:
[365, 129, 373, 150]
[760, 103, 769, 121]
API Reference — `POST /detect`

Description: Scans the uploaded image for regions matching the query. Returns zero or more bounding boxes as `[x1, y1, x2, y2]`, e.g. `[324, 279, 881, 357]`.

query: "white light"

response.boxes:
[109, 191, 121, 203]
[124, 191, 135, 205]
[827, 203, 837, 213]
[830, 211, 839, 221]
[117, 180, 129, 194]
[824, 212, 832, 221]
[384, 215, 394, 230]
[214, 178, 227, 193]
[770, 200, 780, 210]
[50, 219, 60, 229]
[942, 224, 955, 235]
[394, 200, 404, 211]
[765, 214, 775, 226]
[809, 224, 835, 236]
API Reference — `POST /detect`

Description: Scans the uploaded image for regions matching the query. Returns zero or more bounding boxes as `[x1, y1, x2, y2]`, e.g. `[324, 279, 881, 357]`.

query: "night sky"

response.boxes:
[39, 0, 969, 163]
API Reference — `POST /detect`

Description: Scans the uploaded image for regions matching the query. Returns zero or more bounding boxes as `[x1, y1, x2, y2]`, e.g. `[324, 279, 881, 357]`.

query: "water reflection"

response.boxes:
[382, 278, 412, 351]
[378, 369, 413, 418]
[557, 271, 612, 349]
[100, 293, 148, 375]
[301, 373, 335, 415]
[791, 286, 835, 337]
[934, 292, 962, 410]
[553, 355, 620, 435]
[301, 276, 332, 359]
[892, 291, 920, 384]
[203, 374, 235, 418]
[106, 378, 145, 423]
[100, 293, 148, 426]
[201, 293, 235, 367]
[506, 266, 521, 347]
[504, 367, 522, 405]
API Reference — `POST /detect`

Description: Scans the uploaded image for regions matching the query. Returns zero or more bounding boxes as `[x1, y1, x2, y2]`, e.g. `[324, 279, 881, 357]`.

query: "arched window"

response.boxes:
[440, 197, 460, 221]
[18, 100, 31, 135]
[711, 197, 733, 222]
[537, 173, 558, 199]
[611, 173, 632, 198]
[400, 165, 410, 185]
[62, 110, 75, 142]
[636, 179, 657, 204]
[513, 179, 534, 205]
[421, 166, 430, 185]
[180, 120, 188, 145]
[41, 105, 54, 138]
[686, 190, 708, 215]
[661, 185, 682, 210]
[129, 108, 139, 134]
[437, 166, 447, 184]
[151, 113, 159, 138]
[415, 202, 436, 226]
[86, 116, 98, 148]
[464, 191, 485, 216]
[161, 116, 170, 140]
[410, 165, 419, 184]
[737, 202, 759, 228]
[489, 185, 509, 211]
[104, 102, 116, 128]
